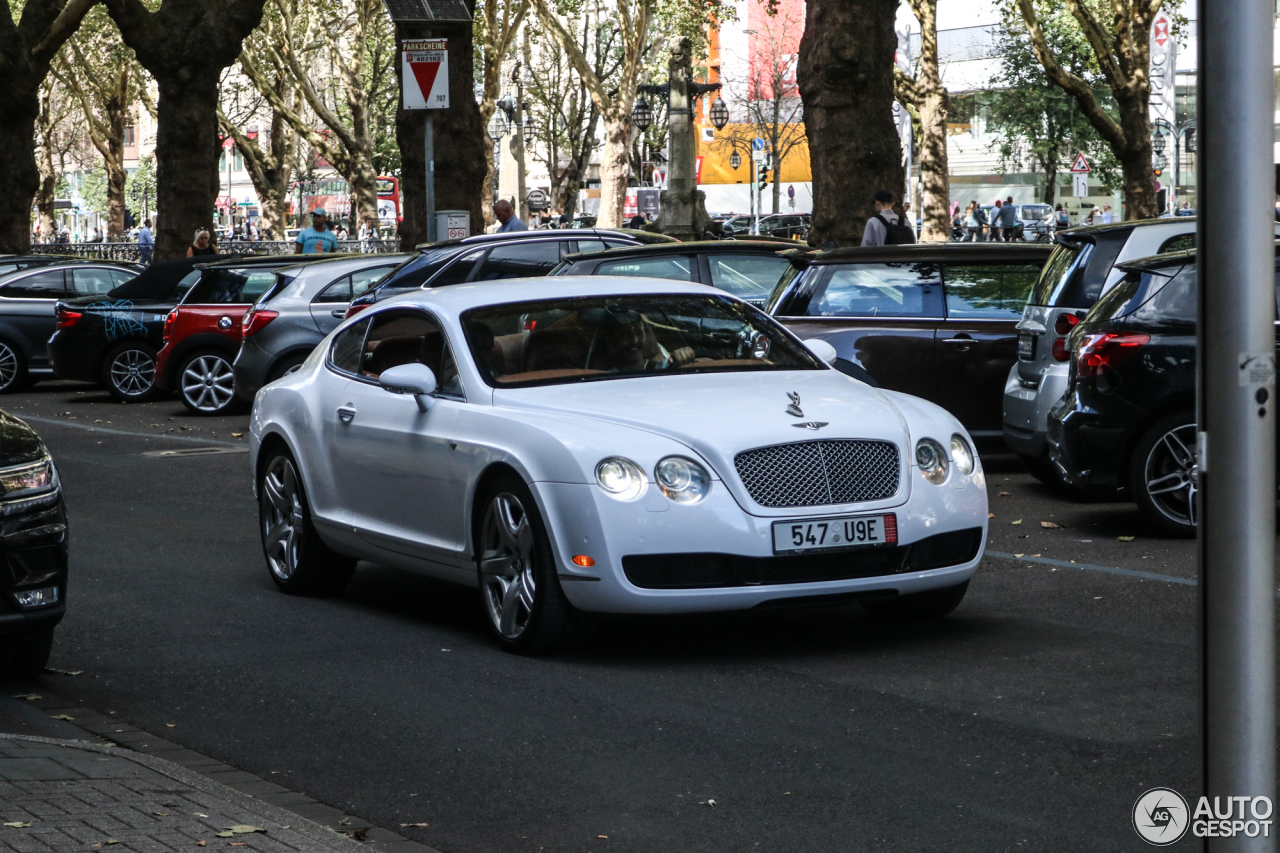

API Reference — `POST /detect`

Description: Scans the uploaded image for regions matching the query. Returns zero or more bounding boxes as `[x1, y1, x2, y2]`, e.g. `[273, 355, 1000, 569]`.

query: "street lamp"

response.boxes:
[708, 97, 729, 131]
[632, 96, 652, 132]
[730, 150, 741, 170]
[1152, 117, 1197, 211]
[487, 111, 509, 141]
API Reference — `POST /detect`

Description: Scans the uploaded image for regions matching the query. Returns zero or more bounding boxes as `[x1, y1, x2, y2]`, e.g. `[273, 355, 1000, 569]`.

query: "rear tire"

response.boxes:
[0, 340, 30, 394]
[476, 476, 591, 654]
[178, 350, 240, 415]
[259, 449, 355, 595]
[0, 629, 54, 679]
[1129, 410, 1197, 538]
[862, 581, 969, 620]
[102, 341, 160, 402]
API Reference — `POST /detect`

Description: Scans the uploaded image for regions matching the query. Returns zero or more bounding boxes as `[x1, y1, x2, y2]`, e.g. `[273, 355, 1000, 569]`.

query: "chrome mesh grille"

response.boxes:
[734, 440, 900, 507]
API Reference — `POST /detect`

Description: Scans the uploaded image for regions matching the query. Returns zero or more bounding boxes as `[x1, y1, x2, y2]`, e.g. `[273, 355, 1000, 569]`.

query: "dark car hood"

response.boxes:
[0, 411, 47, 468]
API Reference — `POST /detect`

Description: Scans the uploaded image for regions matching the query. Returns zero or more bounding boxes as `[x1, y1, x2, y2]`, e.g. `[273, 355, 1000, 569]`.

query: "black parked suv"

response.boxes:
[1046, 247, 1225, 536]
[0, 412, 67, 678]
[345, 229, 674, 317]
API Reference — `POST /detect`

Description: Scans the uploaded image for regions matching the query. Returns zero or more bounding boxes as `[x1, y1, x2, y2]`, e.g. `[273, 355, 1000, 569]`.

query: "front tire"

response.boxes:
[476, 476, 589, 654]
[1129, 411, 1197, 538]
[103, 341, 159, 402]
[259, 450, 355, 595]
[178, 351, 239, 415]
[862, 581, 969, 620]
[0, 629, 54, 679]
[0, 340, 30, 394]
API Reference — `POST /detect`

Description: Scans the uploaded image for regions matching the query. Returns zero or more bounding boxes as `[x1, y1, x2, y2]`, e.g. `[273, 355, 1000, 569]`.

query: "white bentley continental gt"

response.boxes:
[249, 277, 988, 653]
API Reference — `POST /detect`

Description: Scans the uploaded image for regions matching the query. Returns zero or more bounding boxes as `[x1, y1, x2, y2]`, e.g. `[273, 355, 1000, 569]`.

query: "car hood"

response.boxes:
[0, 411, 48, 468]
[492, 369, 915, 509]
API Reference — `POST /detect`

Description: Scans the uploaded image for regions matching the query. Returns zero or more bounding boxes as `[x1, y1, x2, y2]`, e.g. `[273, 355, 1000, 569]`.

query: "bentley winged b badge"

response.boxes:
[785, 392, 828, 430]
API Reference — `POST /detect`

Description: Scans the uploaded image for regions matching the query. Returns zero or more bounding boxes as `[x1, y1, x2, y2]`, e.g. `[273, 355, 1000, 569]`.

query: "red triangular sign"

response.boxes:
[410, 61, 441, 101]
[1070, 153, 1091, 173]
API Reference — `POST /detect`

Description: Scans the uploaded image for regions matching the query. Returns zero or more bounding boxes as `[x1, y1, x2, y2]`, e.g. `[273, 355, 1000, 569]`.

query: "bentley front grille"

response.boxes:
[733, 439, 900, 507]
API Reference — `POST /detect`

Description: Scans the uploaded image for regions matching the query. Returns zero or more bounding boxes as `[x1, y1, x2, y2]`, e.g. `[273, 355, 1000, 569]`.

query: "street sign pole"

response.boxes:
[425, 113, 435, 243]
[1199, 0, 1276, 845]
[402, 38, 449, 244]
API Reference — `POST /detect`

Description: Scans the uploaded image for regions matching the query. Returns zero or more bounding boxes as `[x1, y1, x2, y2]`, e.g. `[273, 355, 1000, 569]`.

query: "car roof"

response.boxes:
[560, 239, 795, 264]
[195, 253, 365, 270]
[1056, 217, 1190, 241]
[798, 243, 1053, 265]
[1, 259, 139, 272]
[387, 275, 715, 314]
[274, 252, 414, 278]
[412, 228, 676, 252]
[1115, 239, 1280, 274]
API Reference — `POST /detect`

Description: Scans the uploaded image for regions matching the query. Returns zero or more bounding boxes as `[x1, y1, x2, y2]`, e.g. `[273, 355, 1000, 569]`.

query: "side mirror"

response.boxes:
[802, 338, 838, 366]
[378, 363, 437, 412]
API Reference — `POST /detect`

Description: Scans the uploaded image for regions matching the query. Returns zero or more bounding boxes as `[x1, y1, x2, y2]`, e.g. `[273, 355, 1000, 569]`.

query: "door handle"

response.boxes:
[331, 309, 347, 318]
[337, 405, 356, 423]
[941, 336, 975, 351]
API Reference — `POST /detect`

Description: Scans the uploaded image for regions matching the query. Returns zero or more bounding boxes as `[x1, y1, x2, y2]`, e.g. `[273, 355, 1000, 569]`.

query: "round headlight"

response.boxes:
[915, 438, 949, 485]
[950, 434, 975, 476]
[655, 456, 711, 503]
[595, 457, 647, 500]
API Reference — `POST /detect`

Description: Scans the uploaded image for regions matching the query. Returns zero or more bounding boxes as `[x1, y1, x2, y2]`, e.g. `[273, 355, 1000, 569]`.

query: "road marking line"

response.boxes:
[16, 414, 244, 448]
[986, 549, 1197, 587]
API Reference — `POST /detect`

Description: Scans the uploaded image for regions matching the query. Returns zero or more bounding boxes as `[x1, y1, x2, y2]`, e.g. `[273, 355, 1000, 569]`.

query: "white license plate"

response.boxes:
[772, 513, 897, 554]
[1017, 332, 1037, 360]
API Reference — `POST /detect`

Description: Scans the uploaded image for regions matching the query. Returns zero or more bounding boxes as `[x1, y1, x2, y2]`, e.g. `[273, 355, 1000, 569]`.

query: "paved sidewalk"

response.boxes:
[0, 734, 361, 851]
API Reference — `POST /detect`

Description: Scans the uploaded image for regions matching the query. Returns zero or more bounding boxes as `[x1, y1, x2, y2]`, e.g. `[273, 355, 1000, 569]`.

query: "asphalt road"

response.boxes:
[6, 381, 1207, 851]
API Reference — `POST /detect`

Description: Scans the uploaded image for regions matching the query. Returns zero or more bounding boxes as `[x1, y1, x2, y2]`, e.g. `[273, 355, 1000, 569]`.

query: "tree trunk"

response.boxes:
[1041, 155, 1057, 206]
[35, 110, 59, 242]
[597, 112, 629, 228]
[0, 103, 41, 252]
[1116, 96, 1156, 220]
[481, 121, 496, 226]
[396, 19, 484, 247]
[151, 69, 221, 257]
[797, 0, 903, 247]
[911, 0, 949, 243]
[105, 159, 127, 240]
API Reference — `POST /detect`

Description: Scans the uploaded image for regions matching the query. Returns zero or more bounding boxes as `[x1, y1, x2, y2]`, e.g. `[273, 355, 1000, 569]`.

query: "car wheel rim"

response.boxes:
[1144, 423, 1198, 527]
[182, 355, 235, 412]
[261, 456, 304, 581]
[109, 349, 155, 397]
[479, 492, 537, 640]
[0, 343, 18, 390]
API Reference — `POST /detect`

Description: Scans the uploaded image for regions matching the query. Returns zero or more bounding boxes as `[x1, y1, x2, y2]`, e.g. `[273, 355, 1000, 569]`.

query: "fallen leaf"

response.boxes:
[50, 715, 74, 721]
[44, 669, 82, 676]
[3, 822, 32, 828]
[106, 841, 120, 845]
[1013, 553, 1024, 558]
[95, 419, 103, 423]
[598, 835, 609, 839]
[1118, 536, 1135, 542]
[166, 723, 175, 728]
[12, 693, 40, 700]
[998, 491, 1010, 496]
[231, 432, 244, 438]
[194, 813, 209, 818]
[153, 811, 169, 817]
[215, 832, 234, 838]
[197, 842, 206, 847]
[343, 829, 368, 841]
[400, 823, 429, 828]
[1011, 519, 1022, 526]
[1040, 521, 1062, 529]
[224, 826, 265, 835]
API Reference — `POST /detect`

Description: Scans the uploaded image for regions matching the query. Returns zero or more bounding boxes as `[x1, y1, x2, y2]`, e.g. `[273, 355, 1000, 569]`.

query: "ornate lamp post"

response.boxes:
[730, 150, 741, 170]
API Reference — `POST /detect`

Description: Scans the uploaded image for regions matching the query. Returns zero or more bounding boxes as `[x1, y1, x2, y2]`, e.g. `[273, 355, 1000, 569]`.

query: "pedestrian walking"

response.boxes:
[988, 200, 1004, 242]
[861, 189, 915, 246]
[359, 217, 376, 253]
[963, 201, 982, 242]
[187, 228, 218, 257]
[137, 219, 154, 265]
[294, 208, 339, 254]
[1000, 196, 1020, 240]
[1100, 204, 1114, 224]
[495, 199, 528, 233]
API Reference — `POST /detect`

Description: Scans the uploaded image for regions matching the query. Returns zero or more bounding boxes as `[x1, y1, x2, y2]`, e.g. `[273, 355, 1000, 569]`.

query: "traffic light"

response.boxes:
[1153, 167, 1162, 178]
[757, 167, 769, 190]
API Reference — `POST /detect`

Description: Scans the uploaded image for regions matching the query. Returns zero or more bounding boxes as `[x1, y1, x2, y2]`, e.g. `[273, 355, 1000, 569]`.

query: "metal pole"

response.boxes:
[1199, 0, 1276, 849]
[750, 157, 757, 235]
[425, 112, 436, 244]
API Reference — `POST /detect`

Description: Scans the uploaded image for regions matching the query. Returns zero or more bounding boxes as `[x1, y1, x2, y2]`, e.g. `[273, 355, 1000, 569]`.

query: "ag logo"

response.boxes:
[1134, 787, 1190, 846]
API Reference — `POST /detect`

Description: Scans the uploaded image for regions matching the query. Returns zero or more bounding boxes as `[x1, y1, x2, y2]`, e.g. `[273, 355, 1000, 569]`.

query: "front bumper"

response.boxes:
[1046, 395, 1128, 498]
[1003, 362, 1069, 458]
[0, 498, 68, 637]
[532, 468, 988, 614]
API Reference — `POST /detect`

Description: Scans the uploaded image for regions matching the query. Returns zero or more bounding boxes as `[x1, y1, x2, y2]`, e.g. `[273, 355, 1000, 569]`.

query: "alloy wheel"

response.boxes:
[109, 348, 156, 397]
[261, 456, 304, 581]
[0, 343, 19, 391]
[1143, 423, 1198, 528]
[182, 354, 235, 412]
[479, 492, 537, 639]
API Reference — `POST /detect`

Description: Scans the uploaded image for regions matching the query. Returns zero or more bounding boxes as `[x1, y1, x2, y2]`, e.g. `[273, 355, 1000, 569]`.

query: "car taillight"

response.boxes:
[242, 309, 278, 337]
[55, 305, 82, 329]
[345, 302, 369, 319]
[1051, 337, 1070, 361]
[1054, 313, 1081, 335]
[1075, 332, 1150, 380]
[163, 309, 176, 343]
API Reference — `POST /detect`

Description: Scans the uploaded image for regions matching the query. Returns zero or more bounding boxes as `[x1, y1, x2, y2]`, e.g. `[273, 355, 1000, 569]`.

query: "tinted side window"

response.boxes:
[0, 269, 67, 299]
[1158, 233, 1196, 254]
[429, 249, 485, 287]
[351, 265, 394, 297]
[329, 318, 369, 374]
[315, 275, 352, 304]
[575, 240, 608, 254]
[109, 270, 136, 289]
[805, 263, 943, 318]
[594, 256, 695, 281]
[1073, 229, 1130, 305]
[190, 269, 278, 304]
[72, 268, 119, 296]
[473, 242, 563, 280]
[707, 254, 791, 300]
[1129, 266, 1198, 322]
[944, 263, 1042, 319]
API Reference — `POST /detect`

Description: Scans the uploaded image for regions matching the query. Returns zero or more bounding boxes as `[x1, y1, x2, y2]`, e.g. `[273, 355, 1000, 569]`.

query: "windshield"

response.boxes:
[380, 246, 467, 290]
[1021, 205, 1051, 221]
[462, 293, 823, 388]
[1028, 240, 1091, 306]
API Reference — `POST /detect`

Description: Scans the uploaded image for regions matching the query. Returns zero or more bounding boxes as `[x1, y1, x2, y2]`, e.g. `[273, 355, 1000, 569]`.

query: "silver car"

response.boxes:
[1003, 218, 1218, 483]
[233, 254, 409, 401]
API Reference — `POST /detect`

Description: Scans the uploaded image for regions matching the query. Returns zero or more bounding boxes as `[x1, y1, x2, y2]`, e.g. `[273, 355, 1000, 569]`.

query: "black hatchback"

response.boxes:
[1045, 247, 1226, 536]
[767, 243, 1052, 439]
